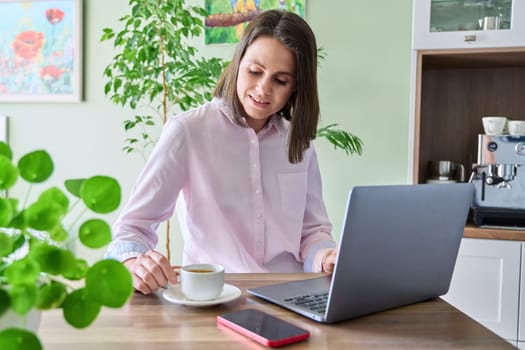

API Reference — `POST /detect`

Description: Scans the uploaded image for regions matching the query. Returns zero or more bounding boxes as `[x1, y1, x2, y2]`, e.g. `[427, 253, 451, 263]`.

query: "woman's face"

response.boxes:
[236, 36, 296, 132]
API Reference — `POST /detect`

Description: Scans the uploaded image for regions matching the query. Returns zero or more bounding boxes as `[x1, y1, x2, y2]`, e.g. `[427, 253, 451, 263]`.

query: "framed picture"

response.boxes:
[0, 0, 82, 102]
[0, 115, 7, 142]
[205, 0, 306, 45]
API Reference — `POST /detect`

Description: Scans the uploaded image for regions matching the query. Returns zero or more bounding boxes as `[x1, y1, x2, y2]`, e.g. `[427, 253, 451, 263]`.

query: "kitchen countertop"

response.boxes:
[464, 224, 525, 241]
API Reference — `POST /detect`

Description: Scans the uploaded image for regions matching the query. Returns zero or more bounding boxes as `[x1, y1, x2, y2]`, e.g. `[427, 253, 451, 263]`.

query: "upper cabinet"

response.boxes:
[413, 0, 525, 49]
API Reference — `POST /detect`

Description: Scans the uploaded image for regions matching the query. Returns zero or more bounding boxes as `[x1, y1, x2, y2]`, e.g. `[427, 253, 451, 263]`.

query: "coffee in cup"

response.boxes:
[179, 263, 224, 301]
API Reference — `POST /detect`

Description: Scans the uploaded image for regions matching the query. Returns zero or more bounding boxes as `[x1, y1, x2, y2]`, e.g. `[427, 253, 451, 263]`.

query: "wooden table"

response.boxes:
[39, 273, 513, 349]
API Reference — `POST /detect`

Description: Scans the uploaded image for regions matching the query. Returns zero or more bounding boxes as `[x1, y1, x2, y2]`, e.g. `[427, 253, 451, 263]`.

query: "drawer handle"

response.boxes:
[464, 34, 477, 42]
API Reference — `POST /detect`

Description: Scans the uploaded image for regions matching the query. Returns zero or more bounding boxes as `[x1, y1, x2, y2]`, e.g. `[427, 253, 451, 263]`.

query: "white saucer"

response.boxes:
[162, 283, 242, 307]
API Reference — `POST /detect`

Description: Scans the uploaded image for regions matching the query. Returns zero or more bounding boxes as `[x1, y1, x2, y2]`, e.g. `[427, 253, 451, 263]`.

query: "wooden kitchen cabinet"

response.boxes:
[408, 47, 525, 184]
[412, 0, 525, 50]
[442, 238, 521, 346]
[409, 0, 525, 185]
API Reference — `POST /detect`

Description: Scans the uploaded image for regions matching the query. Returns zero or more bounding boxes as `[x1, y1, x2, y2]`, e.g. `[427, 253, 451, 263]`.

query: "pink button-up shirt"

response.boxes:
[106, 98, 335, 272]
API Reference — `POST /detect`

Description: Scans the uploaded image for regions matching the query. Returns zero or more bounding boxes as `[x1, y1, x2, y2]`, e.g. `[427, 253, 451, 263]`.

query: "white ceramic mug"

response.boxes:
[179, 263, 224, 301]
[482, 116, 507, 135]
[507, 120, 525, 136]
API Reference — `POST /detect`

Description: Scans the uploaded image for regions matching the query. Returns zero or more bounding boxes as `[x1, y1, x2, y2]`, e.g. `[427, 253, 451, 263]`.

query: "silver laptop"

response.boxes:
[247, 183, 474, 323]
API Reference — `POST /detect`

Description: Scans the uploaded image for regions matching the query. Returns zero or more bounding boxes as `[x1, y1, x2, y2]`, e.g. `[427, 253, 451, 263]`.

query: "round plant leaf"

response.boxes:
[85, 260, 133, 308]
[78, 219, 112, 248]
[9, 210, 26, 230]
[0, 289, 10, 316]
[0, 156, 18, 191]
[0, 231, 13, 257]
[38, 187, 69, 214]
[5, 258, 39, 285]
[49, 225, 69, 242]
[62, 288, 101, 328]
[0, 198, 14, 227]
[17, 150, 54, 183]
[25, 200, 63, 231]
[11, 232, 26, 251]
[31, 245, 76, 276]
[64, 178, 85, 198]
[0, 141, 12, 160]
[0, 328, 42, 350]
[36, 281, 67, 310]
[62, 258, 88, 280]
[9, 284, 37, 315]
[80, 176, 121, 214]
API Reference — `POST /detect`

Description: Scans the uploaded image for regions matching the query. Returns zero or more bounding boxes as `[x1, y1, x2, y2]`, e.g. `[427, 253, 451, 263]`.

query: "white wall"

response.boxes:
[0, 0, 413, 264]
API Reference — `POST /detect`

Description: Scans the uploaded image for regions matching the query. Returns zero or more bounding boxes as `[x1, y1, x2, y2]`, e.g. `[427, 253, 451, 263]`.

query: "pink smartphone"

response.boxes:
[217, 309, 310, 347]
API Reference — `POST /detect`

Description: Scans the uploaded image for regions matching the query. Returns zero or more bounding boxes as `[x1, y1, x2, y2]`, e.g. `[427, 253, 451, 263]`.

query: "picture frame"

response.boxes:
[0, 0, 82, 103]
[0, 115, 7, 142]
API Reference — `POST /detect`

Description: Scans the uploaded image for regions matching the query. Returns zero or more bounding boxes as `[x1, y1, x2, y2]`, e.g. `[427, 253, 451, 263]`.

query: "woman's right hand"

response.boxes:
[124, 250, 178, 294]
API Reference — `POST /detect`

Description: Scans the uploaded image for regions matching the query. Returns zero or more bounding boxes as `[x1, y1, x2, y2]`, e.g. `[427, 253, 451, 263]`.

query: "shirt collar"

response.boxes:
[265, 114, 286, 136]
[213, 97, 286, 136]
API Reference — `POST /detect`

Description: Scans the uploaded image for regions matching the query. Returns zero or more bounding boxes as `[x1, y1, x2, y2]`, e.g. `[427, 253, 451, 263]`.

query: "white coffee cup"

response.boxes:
[482, 116, 507, 135]
[179, 263, 224, 301]
[507, 120, 525, 136]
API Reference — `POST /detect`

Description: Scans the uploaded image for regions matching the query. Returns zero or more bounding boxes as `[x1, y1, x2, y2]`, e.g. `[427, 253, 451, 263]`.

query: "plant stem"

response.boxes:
[22, 184, 33, 209]
[159, 27, 168, 125]
[166, 220, 171, 263]
[67, 204, 89, 235]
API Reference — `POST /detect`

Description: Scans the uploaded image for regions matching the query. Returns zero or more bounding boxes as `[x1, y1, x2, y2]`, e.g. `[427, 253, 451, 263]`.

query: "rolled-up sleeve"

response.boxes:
[105, 116, 188, 261]
[300, 147, 336, 272]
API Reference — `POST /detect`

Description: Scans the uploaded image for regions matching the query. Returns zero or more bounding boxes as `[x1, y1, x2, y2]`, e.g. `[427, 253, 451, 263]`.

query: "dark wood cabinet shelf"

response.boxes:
[413, 47, 525, 184]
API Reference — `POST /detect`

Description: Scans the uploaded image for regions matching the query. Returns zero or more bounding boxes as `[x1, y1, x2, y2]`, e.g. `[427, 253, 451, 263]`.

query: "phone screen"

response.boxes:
[217, 309, 310, 347]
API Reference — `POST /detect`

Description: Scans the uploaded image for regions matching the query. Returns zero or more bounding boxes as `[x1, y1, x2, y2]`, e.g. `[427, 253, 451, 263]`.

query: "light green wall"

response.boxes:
[308, 1, 413, 239]
[1, 0, 413, 264]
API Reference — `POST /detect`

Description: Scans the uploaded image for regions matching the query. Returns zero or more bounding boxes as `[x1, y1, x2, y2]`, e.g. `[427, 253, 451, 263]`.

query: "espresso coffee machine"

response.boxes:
[470, 134, 525, 228]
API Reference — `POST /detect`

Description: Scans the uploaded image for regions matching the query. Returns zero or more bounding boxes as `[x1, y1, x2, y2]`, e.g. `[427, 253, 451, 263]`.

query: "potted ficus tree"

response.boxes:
[101, 0, 363, 261]
[0, 141, 134, 350]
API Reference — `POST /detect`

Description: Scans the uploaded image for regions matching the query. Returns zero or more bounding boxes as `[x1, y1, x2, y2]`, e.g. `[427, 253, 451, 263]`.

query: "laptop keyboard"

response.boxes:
[284, 292, 328, 314]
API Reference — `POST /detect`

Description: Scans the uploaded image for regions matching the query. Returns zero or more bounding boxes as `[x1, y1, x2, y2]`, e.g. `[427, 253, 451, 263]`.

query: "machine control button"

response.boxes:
[487, 141, 498, 152]
[515, 142, 525, 155]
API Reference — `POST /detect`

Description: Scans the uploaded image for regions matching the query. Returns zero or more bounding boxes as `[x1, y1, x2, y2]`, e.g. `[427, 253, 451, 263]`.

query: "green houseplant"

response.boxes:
[101, 0, 363, 260]
[0, 141, 134, 350]
[101, 0, 226, 160]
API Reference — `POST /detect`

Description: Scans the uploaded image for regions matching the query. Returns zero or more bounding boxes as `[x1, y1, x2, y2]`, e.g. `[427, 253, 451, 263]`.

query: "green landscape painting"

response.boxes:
[204, 0, 306, 45]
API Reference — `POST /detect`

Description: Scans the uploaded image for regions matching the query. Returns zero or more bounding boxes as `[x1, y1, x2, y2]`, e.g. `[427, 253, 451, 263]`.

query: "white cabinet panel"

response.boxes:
[412, 0, 525, 49]
[442, 238, 521, 340]
[519, 243, 525, 342]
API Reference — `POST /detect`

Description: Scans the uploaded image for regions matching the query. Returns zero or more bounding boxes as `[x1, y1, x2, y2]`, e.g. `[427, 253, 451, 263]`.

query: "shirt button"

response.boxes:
[255, 189, 261, 195]
[250, 139, 256, 144]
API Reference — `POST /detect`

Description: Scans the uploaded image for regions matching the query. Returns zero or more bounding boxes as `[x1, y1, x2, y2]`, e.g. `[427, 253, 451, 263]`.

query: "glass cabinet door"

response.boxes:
[412, 0, 525, 49]
[430, 0, 512, 32]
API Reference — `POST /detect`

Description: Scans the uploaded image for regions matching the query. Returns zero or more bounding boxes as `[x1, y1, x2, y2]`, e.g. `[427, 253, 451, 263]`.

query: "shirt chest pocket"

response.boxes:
[278, 172, 307, 220]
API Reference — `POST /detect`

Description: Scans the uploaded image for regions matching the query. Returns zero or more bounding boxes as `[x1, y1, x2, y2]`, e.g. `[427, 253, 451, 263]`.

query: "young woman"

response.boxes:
[106, 9, 337, 294]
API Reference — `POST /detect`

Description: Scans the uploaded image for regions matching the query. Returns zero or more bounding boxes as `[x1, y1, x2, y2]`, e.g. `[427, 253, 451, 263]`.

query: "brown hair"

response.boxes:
[214, 10, 319, 164]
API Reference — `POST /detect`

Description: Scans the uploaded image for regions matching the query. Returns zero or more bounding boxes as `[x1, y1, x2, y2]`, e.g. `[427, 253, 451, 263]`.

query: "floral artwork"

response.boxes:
[204, 0, 305, 45]
[0, 0, 82, 102]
